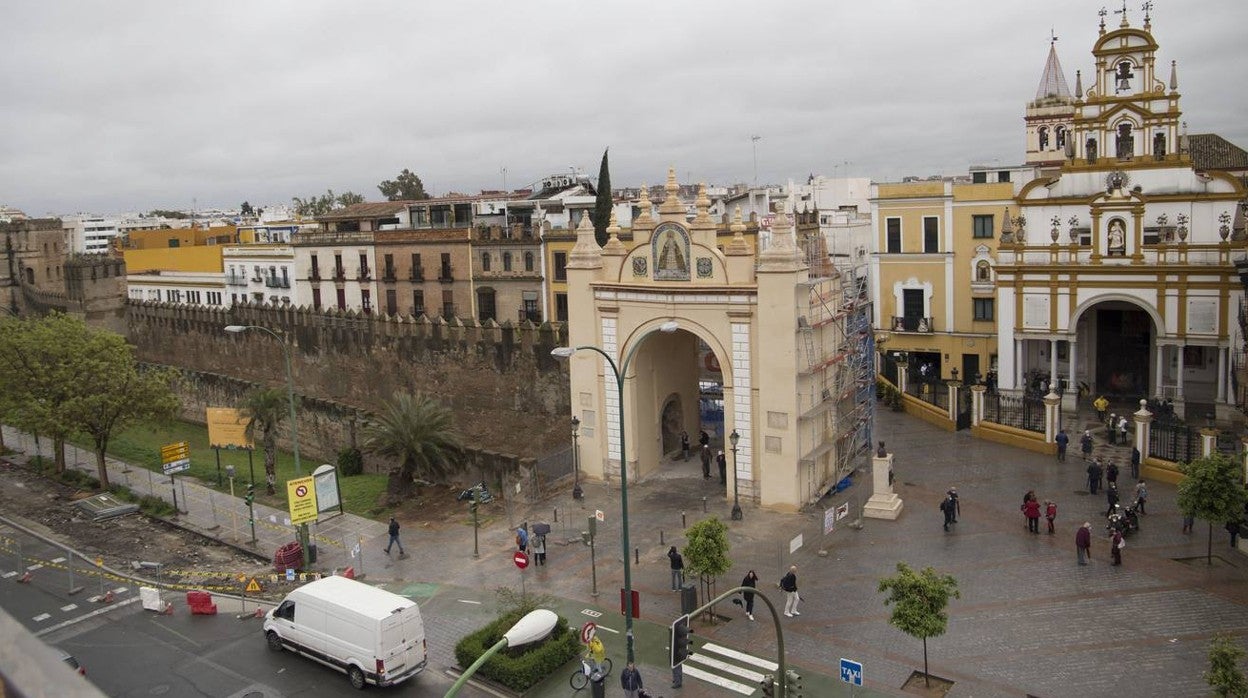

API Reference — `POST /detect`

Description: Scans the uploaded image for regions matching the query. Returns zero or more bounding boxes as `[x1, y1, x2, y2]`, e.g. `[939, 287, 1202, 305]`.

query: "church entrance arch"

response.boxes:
[1072, 299, 1158, 399]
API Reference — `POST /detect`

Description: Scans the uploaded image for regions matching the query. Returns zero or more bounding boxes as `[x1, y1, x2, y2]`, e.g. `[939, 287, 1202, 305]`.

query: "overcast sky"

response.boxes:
[4, 0, 1246, 216]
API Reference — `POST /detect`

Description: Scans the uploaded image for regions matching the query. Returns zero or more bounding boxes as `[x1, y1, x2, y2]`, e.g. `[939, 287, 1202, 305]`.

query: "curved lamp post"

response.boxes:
[445, 609, 559, 697]
[551, 320, 679, 664]
[224, 324, 310, 570]
[729, 429, 742, 520]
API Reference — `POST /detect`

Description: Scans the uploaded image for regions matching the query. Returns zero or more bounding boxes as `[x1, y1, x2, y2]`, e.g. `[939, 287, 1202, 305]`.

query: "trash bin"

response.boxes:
[590, 670, 606, 698]
[680, 583, 698, 615]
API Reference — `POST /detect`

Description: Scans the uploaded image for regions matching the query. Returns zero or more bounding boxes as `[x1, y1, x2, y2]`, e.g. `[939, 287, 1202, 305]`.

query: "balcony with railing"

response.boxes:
[382, 266, 396, 282]
[264, 276, 291, 289]
[409, 265, 425, 281]
[358, 265, 371, 281]
[309, 268, 321, 281]
[225, 273, 248, 286]
[438, 266, 454, 282]
[891, 316, 934, 333]
[333, 266, 347, 281]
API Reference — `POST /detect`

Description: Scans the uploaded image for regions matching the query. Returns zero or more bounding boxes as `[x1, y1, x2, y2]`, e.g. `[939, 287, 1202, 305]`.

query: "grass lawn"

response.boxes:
[67, 420, 391, 520]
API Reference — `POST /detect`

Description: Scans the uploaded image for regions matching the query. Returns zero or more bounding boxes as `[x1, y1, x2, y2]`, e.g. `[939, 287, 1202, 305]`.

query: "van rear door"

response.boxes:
[377, 605, 425, 684]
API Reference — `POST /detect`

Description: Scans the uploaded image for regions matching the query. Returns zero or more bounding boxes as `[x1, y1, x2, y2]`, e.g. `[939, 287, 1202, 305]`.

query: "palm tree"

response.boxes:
[242, 388, 288, 495]
[363, 392, 464, 502]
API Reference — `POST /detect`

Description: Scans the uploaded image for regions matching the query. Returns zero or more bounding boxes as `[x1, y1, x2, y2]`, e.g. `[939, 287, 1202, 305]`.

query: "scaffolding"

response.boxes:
[794, 213, 874, 506]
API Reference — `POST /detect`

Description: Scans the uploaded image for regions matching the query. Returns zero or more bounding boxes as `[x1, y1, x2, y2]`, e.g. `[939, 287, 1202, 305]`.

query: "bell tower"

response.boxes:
[1025, 32, 1075, 171]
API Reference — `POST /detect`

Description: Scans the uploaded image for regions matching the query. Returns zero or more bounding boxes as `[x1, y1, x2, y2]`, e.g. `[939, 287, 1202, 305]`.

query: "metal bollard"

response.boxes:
[660, 530, 665, 545]
[635, 547, 639, 564]
[682, 511, 687, 529]
[702, 496, 708, 513]
[554, 507, 559, 523]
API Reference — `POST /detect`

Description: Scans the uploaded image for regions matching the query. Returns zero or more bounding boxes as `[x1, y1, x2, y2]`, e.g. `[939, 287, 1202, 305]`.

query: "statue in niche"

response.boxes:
[1086, 137, 1098, 164]
[1107, 220, 1126, 254]
[1055, 125, 1067, 149]
[1038, 126, 1049, 150]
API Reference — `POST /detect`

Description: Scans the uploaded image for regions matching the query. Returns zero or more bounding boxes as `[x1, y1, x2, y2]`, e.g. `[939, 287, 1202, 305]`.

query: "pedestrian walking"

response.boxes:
[940, 494, 955, 532]
[515, 526, 529, 552]
[740, 570, 758, 621]
[1182, 513, 1195, 534]
[1080, 430, 1094, 461]
[1106, 461, 1119, 488]
[1055, 429, 1069, 462]
[1130, 446, 1141, 480]
[620, 661, 644, 698]
[1087, 459, 1102, 495]
[384, 516, 405, 555]
[1118, 415, 1129, 445]
[1111, 528, 1124, 566]
[1045, 500, 1057, 534]
[716, 450, 727, 485]
[947, 488, 961, 522]
[700, 445, 712, 479]
[1106, 413, 1117, 445]
[668, 546, 684, 591]
[532, 534, 546, 566]
[1076, 522, 1092, 565]
[1094, 395, 1109, 422]
[680, 430, 690, 461]
[780, 565, 800, 617]
[1023, 496, 1041, 534]
[1105, 483, 1119, 517]
[1135, 480, 1148, 514]
[699, 430, 710, 449]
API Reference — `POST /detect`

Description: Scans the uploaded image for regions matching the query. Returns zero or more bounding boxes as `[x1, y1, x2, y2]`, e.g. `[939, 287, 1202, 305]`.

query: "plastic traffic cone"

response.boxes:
[17, 571, 32, 584]
[162, 601, 174, 615]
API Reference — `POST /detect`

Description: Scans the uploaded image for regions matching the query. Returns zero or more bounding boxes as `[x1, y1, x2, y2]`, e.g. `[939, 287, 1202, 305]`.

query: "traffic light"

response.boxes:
[245, 483, 255, 507]
[760, 673, 775, 698]
[785, 669, 803, 698]
[669, 614, 692, 668]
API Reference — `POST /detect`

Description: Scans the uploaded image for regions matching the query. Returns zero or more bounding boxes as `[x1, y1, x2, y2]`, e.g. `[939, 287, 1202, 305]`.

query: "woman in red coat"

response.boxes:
[1023, 497, 1042, 534]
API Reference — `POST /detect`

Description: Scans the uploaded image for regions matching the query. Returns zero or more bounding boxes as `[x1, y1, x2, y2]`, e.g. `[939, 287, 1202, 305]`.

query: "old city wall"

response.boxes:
[127, 301, 572, 478]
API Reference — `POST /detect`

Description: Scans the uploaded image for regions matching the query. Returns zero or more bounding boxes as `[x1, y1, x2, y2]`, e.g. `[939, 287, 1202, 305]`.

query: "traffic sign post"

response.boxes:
[579, 621, 597, 644]
[840, 657, 863, 694]
[514, 550, 529, 599]
[161, 441, 191, 515]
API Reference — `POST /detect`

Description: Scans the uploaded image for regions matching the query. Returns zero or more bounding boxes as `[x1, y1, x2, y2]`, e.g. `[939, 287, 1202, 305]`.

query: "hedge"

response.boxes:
[453, 609, 579, 692]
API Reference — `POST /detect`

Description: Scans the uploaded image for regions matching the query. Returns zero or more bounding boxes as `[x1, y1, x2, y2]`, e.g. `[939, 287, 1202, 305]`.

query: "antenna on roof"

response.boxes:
[751, 135, 762, 187]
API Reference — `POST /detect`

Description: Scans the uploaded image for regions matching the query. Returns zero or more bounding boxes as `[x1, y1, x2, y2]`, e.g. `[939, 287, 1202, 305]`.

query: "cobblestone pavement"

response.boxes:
[8, 407, 1248, 697]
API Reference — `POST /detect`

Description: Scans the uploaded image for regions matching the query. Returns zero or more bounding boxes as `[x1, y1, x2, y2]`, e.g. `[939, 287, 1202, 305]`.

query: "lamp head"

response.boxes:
[551, 347, 575, 359]
[502, 609, 559, 648]
[224, 325, 247, 333]
[571, 416, 580, 435]
[729, 429, 740, 448]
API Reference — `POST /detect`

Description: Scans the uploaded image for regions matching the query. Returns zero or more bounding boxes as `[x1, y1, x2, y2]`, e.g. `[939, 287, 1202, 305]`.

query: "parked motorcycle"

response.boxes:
[1106, 501, 1140, 535]
[456, 482, 495, 504]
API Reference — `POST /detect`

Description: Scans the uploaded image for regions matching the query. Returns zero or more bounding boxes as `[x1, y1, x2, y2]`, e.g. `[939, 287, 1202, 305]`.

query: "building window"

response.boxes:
[478, 289, 496, 322]
[503, 252, 513, 272]
[410, 253, 423, 280]
[522, 296, 540, 322]
[555, 293, 568, 322]
[998, 171, 1010, 183]
[886, 218, 901, 253]
[311, 288, 321, 309]
[361, 289, 372, 314]
[335, 288, 346, 310]
[923, 217, 939, 253]
[973, 298, 994, 321]
[412, 290, 424, 316]
[975, 260, 992, 282]
[440, 253, 452, 280]
[972, 172, 987, 184]
[554, 252, 568, 281]
[524, 252, 534, 272]
[481, 252, 491, 271]
[441, 290, 455, 318]
[972, 215, 994, 239]
[385, 289, 397, 315]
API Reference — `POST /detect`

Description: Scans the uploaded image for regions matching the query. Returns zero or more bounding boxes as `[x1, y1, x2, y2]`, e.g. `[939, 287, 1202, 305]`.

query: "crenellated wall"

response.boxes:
[127, 300, 572, 462]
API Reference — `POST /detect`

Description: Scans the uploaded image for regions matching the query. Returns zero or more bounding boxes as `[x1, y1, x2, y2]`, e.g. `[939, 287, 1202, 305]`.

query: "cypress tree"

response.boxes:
[592, 148, 611, 247]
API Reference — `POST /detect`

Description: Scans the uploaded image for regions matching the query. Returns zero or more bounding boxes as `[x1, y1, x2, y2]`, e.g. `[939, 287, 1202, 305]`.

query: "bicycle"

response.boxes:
[569, 656, 613, 690]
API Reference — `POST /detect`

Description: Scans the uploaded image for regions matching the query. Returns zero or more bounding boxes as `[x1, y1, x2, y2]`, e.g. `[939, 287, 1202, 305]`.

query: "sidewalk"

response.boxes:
[7, 412, 1248, 697]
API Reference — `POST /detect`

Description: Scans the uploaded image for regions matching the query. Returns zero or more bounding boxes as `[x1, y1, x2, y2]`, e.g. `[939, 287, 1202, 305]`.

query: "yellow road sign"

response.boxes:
[246, 578, 261, 593]
[286, 476, 318, 525]
[160, 441, 190, 462]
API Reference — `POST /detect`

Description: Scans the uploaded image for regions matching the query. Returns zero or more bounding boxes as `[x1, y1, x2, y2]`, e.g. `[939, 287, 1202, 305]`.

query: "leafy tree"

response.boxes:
[682, 516, 731, 618]
[1177, 453, 1248, 565]
[242, 388, 290, 495]
[590, 149, 611, 247]
[292, 189, 366, 217]
[362, 392, 463, 502]
[147, 209, 189, 219]
[62, 352, 180, 490]
[1206, 633, 1248, 697]
[378, 168, 431, 201]
[878, 562, 960, 688]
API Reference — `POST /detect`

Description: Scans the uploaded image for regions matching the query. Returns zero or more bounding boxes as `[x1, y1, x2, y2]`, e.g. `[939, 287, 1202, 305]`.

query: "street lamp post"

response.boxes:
[224, 324, 311, 570]
[552, 320, 678, 665]
[444, 609, 558, 697]
[729, 429, 742, 521]
[571, 416, 583, 501]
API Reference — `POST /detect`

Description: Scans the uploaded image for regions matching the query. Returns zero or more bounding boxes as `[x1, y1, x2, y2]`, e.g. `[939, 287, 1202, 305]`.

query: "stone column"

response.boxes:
[863, 443, 904, 521]
[1154, 345, 1164, 397]
[1133, 400, 1153, 470]
[971, 384, 986, 426]
[1043, 386, 1061, 443]
[946, 381, 960, 422]
[1015, 339, 1024, 388]
[1217, 347, 1228, 403]
[1049, 339, 1058, 388]
[896, 363, 909, 394]
[1066, 341, 1078, 412]
[1201, 426, 1218, 458]
[1176, 346, 1186, 399]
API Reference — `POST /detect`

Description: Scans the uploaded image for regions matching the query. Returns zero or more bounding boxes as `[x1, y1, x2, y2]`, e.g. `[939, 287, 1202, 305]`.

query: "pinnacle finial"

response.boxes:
[635, 184, 652, 225]
[1169, 60, 1178, 92]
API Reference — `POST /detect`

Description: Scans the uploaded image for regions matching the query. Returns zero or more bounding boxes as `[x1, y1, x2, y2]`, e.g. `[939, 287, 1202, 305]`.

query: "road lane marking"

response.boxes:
[1, 571, 15, 579]
[26, 564, 42, 571]
[687, 653, 766, 683]
[701, 642, 780, 671]
[594, 624, 619, 634]
[681, 664, 755, 695]
[51, 557, 66, 564]
[32, 613, 51, 622]
[36, 597, 140, 637]
[457, 599, 482, 605]
[60, 604, 78, 612]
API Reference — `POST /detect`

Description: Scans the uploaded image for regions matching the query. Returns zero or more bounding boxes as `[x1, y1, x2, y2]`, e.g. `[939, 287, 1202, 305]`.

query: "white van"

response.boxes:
[263, 575, 427, 689]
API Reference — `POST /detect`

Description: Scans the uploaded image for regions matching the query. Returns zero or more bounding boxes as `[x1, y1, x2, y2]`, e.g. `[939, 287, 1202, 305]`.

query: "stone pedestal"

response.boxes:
[863, 451, 904, 520]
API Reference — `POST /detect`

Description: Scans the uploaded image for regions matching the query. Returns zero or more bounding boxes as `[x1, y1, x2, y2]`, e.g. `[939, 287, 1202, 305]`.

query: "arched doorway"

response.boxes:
[1074, 299, 1159, 399]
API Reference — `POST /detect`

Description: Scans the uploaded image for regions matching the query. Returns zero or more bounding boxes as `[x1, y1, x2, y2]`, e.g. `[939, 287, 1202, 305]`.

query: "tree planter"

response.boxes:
[902, 670, 954, 696]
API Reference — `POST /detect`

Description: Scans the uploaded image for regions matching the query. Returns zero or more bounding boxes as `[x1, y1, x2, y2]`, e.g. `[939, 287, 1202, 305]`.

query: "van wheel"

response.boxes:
[265, 631, 282, 652]
[348, 665, 366, 690]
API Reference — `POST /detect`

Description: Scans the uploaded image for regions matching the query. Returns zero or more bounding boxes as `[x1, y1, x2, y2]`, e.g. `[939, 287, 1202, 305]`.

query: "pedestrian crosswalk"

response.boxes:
[683, 642, 779, 695]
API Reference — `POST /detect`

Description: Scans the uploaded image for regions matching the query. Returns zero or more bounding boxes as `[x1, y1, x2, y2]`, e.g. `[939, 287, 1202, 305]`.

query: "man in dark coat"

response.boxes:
[1055, 429, 1069, 462]
[1087, 459, 1103, 495]
[700, 445, 712, 479]
[1080, 430, 1094, 461]
[716, 450, 727, 485]
[940, 495, 955, 532]
[1106, 461, 1119, 488]
[1130, 447, 1141, 480]
[1076, 522, 1092, 565]
[1106, 483, 1120, 517]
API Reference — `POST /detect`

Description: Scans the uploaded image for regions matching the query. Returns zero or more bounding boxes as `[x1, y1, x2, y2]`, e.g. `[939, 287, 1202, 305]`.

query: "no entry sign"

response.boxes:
[513, 551, 529, 569]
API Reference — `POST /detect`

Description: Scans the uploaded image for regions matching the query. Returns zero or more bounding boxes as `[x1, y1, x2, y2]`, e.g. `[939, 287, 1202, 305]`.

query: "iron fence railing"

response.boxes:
[982, 393, 1045, 433]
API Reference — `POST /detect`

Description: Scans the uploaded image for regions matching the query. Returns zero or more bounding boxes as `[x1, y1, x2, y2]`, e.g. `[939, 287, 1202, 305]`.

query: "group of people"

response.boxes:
[515, 526, 547, 565]
[1075, 520, 1124, 566]
[1020, 490, 1059, 534]
[681, 428, 729, 485]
